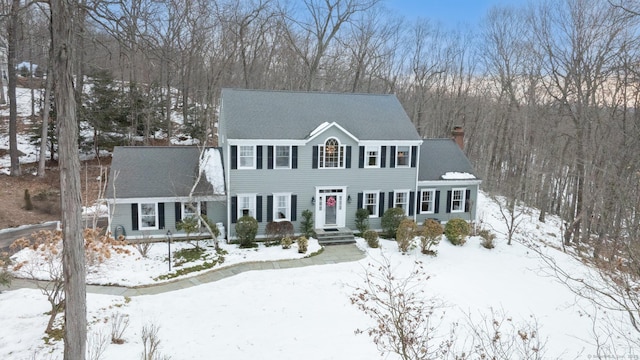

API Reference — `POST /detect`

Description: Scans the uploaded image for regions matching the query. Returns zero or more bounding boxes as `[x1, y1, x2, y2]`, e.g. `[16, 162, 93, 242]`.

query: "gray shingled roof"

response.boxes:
[220, 89, 421, 141]
[418, 139, 478, 181]
[105, 146, 224, 199]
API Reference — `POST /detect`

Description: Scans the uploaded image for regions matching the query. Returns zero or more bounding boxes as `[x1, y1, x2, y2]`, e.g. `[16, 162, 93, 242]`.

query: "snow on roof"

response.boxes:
[441, 172, 476, 180]
[200, 148, 225, 195]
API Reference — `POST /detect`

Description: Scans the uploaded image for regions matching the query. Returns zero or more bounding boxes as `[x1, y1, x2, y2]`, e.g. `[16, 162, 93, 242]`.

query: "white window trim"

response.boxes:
[364, 145, 380, 168]
[395, 146, 411, 167]
[238, 145, 256, 169]
[139, 202, 159, 230]
[394, 190, 410, 216]
[275, 145, 292, 169]
[420, 189, 436, 214]
[363, 191, 379, 218]
[319, 137, 345, 169]
[182, 202, 201, 225]
[272, 192, 292, 221]
[451, 188, 466, 213]
[237, 193, 257, 218]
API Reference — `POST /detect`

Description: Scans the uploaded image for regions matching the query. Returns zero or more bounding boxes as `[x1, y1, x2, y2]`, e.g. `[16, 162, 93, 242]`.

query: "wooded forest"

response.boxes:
[4, 0, 640, 261]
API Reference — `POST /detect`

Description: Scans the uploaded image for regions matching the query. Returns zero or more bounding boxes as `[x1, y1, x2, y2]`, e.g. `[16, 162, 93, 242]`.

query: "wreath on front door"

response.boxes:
[326, 196, 336, 207]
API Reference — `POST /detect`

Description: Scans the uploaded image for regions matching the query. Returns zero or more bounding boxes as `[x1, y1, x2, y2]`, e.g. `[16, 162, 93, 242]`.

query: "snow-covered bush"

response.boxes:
[444, 218, 470, 246]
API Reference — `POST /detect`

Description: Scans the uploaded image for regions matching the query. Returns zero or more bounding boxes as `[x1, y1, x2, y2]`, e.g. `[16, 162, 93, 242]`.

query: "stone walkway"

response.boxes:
[2, 244, 366, 297]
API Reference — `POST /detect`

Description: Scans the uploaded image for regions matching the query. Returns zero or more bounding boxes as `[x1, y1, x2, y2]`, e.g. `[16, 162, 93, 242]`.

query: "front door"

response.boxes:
[315, 187, 346, 229]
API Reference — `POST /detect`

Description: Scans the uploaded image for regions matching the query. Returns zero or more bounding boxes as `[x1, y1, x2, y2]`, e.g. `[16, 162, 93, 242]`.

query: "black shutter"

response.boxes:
[379, 192, 385, 217]
[411, 146, 418, 167]
[359, 146, 365, 168]
[435, 190, 440, 213]
[409, 192, 415, 216]
[291, 195, 297, 221]
[465, 189, 471, 212]
[266, 195, 273, 222]
[446, 191, 452, 213]
[346, 146, 352, 168]
[388, 191, 394, 209]
[231, 196, 238, 223]
[131, 203, 139, 231]
[267, 146, 274, 169]
[416, 191, 422, 213]
[175, 202, 182, 224]
[231, 145, 237, 169]
[380, 146, 386, 168]
[158, 203, 165, 229]
[292, 146, 298, 169]
[312, 146, 318, 169]
[256, 196, 263, 222]
[390, 146, 396, 168]
[256, 146, 263, 169]
[200, 201, 207, 216]
[357, 192, 363, 208]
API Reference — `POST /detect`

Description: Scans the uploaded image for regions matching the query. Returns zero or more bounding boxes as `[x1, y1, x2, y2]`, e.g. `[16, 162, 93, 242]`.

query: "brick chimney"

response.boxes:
[451, 126, 464, 150]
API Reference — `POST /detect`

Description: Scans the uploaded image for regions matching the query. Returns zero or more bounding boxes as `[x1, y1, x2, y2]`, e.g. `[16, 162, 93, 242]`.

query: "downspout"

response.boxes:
[413, 140, 423, 222]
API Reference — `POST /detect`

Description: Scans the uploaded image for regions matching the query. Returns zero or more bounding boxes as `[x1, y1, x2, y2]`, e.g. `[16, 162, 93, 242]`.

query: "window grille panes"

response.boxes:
[397, 146, 410, 166]
[275, 146, 290, 168]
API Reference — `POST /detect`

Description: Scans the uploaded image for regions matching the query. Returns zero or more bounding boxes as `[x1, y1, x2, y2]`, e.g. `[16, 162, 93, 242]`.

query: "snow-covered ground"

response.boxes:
[1, 192, 637, 359]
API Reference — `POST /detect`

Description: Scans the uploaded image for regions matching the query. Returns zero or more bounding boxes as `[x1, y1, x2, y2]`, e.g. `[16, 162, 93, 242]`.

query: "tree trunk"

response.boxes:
[38, 55, 53, 177]
[50, 1, 87, 359]
[8, 0, 21, 176]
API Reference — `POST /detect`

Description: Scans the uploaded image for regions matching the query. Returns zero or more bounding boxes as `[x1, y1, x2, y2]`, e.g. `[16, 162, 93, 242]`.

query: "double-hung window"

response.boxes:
[451, 188, 466, 213]
[365, 146, 380, 168]
[420, 189, 435, 214]
[396, 146, 410, 167]
[273, 193, 291, 221]
[139, 203, 158, 230]
[238, 146, 255, 169]
[237, 194, 256, 218]
[275, 146, 291, 169]
[182, 202, 200, 225]
[394, 191, 409, 215]
[363, 191, 379, 217]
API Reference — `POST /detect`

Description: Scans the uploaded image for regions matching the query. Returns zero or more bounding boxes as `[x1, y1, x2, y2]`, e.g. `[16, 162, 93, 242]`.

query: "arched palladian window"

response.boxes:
[319, 137, 344, 168]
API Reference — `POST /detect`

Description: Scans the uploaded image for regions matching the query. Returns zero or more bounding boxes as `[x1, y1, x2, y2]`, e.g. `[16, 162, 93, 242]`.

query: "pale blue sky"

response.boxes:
[384, 0, 527, 29]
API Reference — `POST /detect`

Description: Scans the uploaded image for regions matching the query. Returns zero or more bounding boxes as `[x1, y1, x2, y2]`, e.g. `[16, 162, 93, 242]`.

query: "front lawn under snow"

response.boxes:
[1, 192, 637, 359]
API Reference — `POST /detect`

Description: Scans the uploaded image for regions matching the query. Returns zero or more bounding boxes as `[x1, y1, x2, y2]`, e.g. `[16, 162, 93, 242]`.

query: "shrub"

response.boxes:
[176, 216, 199, 244]
[381, 207, 406, 239]
[281, 236, 293, 249]
[363, 230, 379, 248]
[478, 228, 496, 249]
[235, 215, 258, 248]
[265, 221, 294, 245]
[420, 219, 443, 255]
[355, 208, 370, 234]
[300, 209, 315, 238]
[444, 218, 470, 246]
[396, 219, 417, 253]
[297, 236, 308, 253]
[0, 252, 11, 288]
